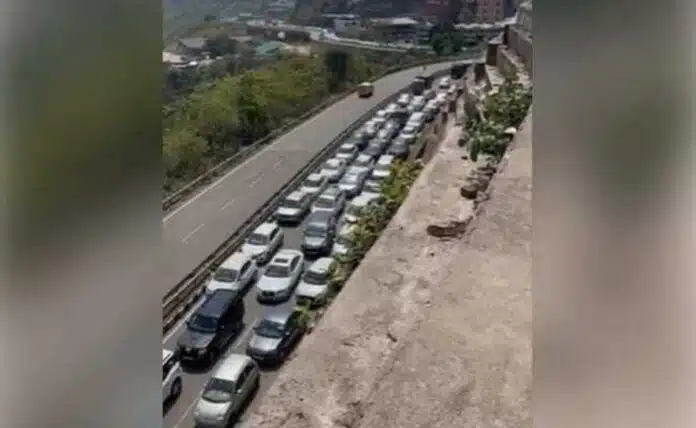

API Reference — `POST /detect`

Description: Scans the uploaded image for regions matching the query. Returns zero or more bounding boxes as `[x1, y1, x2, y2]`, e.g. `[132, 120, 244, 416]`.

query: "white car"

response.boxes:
[163, 349, 183, 404]
[332, 224, 355, 257]
[397, 92, 411, 106]
[343, 193, 382, 224]
[241, 221, 284, 265]
[296, 257, 335, 307]
[300, 172, 329, 197]
[311, 187, 347, 218]
[205, 252, 258, 295]
[320, 158, 348, 183]
[350, 153, 375, 174]
[256, 250, 305, 303]
[335, 142, 359, 163]
[371, 154, 395, 181]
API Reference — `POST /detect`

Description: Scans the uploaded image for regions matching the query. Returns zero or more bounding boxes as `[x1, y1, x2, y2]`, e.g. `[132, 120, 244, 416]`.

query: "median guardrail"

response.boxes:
[162, 65, 472, 333]
[162, 49, 484, 212]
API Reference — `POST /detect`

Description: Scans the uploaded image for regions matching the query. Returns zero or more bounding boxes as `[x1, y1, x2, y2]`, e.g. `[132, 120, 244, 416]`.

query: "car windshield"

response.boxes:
[403, 127, 416, 135]
[188, 314, 218, 334]
[265, 264, 290, 278]
[303, 269, 328, 285]
[304, 177, 323, 188]
[213, 267, 238, 282]
[305, 224, 327, 237]
[282, 198, 301, 209]
[247, 232, 267, 246]
[375, 163, 390, 172]
[254, 319, 285, 339]
[315, 197, 334, 209]
[201, 378, 235, 403]
[355, 158, 370, 167]
[339, 145, 354, 154]
[342, 174, 359, 184]
[324, 162, 340, 171]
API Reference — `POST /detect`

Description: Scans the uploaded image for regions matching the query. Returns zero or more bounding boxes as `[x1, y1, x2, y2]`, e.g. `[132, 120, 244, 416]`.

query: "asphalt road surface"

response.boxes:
[162, 61, 460, 428]
[162, 61, 459, 291]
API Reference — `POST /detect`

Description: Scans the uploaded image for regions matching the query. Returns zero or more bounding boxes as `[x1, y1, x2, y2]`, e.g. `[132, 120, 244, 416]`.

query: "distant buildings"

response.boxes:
[368, 17, 424, 42]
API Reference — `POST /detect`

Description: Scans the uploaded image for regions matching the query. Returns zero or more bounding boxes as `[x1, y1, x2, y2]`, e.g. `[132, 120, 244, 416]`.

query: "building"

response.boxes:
[421, 0, 462, 23]
[476, 0, 505, 23]
[320, 13, 362, 33]
[369, 17, 422, 42]
[174, 37, 208, 58]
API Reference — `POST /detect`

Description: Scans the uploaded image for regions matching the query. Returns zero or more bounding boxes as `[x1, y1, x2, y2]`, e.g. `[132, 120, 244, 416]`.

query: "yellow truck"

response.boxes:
[357, 81, 374, 98]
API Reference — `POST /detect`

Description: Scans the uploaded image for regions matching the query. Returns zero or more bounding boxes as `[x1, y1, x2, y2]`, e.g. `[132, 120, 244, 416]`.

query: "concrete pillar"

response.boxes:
[486, 41, 499, 66]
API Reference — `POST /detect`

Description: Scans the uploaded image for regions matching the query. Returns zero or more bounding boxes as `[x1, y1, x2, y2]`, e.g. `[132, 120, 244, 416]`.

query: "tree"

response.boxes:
[432, 35, 447, 56]
[324, 49, 349, 91]
[164, 128, 208, 178]
[236, 72, 270, 142]
[204, 34, 237, 58]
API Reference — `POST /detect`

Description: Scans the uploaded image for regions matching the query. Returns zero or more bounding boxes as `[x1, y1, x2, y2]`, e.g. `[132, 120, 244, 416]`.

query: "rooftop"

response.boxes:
[371, 17, 420, 27]
[177, 37, 207, 49]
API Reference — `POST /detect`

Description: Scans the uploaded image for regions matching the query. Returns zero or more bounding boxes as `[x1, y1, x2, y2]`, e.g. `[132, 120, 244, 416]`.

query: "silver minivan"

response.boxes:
[193, 354, 260, 427]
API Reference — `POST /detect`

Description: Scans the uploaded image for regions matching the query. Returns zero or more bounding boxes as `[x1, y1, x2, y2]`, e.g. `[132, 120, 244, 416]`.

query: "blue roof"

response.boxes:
[255, 41, 284, 55]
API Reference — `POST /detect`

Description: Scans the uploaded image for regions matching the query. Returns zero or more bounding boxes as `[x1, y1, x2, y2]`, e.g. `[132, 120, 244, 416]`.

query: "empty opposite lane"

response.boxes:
[162, 61, 458, 289]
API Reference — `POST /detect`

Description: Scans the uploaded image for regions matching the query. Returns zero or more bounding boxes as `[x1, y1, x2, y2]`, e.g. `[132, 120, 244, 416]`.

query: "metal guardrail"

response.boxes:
[162, 50, 484, 212]
[161, 65, 468, 333]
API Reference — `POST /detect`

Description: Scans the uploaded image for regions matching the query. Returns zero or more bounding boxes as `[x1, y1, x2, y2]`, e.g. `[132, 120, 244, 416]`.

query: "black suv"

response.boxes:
[176, 289, 245, 366]
[301, 210, 337, 257]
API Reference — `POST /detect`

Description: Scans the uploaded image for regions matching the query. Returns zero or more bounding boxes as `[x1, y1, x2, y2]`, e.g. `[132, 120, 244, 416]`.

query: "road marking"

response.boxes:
[173, 394, 199, 428]
[249, 174, 264, 188]
[181, 223, 205, 243]
[220, 198, 236, 211]
[272, 158, 284, 170]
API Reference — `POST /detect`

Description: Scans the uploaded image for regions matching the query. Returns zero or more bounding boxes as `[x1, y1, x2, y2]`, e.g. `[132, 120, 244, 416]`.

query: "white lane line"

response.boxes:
[181, 223, 205, 243]
[220, 198, 236, 211]
[171, 321, 259, 428]
[249, 174, 264, 188]
[272, 158, 284, 169]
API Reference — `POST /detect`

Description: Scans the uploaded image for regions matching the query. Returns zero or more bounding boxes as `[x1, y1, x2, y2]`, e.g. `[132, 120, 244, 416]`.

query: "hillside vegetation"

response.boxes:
[164, 49, 432, 194]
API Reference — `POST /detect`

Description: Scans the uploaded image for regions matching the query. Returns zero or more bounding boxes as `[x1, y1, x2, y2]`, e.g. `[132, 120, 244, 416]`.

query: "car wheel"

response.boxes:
[171, 378, 182, 399]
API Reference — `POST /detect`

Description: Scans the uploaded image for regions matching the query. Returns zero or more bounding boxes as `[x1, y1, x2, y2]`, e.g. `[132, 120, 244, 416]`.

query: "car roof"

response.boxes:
[197, 289, 241, 317]
[262, 307, 294, 325]
[377, 154, 394, 164]
[318, 188, 339, 200]
[308, 210, 333, 224]
[340, 142, 356, 148]
[325, 158, 343, 166]
[271, 249, 301, 264]
[355, 153, 373, 161]
[163, 349, 173, 362]
[307, 172, 324, 180]
[219, 251, 251, 270]
[286, 190, 306, 201]
[253, 221, 278, 236]
[214, 354, 252, 381]
[309, 257, 334, 273]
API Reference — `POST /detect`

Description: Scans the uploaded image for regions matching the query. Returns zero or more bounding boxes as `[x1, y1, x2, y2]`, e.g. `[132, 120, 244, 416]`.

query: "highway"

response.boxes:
[162, 61, 463, 427]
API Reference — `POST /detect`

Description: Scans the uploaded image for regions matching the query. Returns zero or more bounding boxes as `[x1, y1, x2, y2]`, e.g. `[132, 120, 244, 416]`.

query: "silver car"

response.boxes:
[320, 158, 348, 183]
[350, 153, 375, 174]
[311, 187, 346, 218]
[343, 193, 382, 224]
[241, 221, 283, 265]
[204, 252, 258, 295]
[300, 172, 328, 197]
[362, 178, 382, 197]
[256, 250, 304, 303]
[335, 142, 359, 163]
[338, 169, 368, 198]
[397, 92, 411, 106]
[274, 190, 312, 224]
[296, 257, 335, 307]
[371, 154, 395, 181]
[193, 354, 259, 428]
[332, 224, 355, 257]
[399, 124, 419, 145]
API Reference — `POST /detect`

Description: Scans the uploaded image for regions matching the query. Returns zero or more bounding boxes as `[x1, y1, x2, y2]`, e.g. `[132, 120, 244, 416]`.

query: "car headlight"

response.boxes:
[197, 348, 206, 355]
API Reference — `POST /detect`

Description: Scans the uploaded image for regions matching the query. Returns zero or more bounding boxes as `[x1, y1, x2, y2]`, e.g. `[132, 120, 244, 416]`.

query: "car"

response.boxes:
[320, 158, 348, 183]
[163, 349, 183, 405]
[300, 172, 329, 197]
[204, 252, 258, 295]
[343, 193, 382, 224]
[357, 81, 374, 98]
[335, 142, 359, 163]
[387, 138, 410, 160]
[376, 127, 396, 142]
[371, 154, 396, 181]
[374, 109, 388, 120]
[193, 354, 260, 428]
[406, 112, 426, 130]
[350, 153, 375, 174]
[332, 224, 356, 257]
[384, 102, 399, 116]
[241, 221, 283, 265]
[256, 250, 304, 303]
[438, 76, 452, 89]
[399, 124, 419, 145]
[311, 187, 346, 218]
[362, 178, 382, 197]
[396, 92, 411, 106]
[434, 92, 448, 107]
[301, 210, 337, 256]
[424, 99, 440, 121]
[408, 96, 426, 113]
[348, 128, 369, 149]
[338, 169, 368, 198]
[364, 137, 388, 158]
[177, 289, 245, 365]
[423, 89, 436, 100]
[370, 116, 387, 130]
[296, 257, 335, 307]
[246, 308, 307, 364]
[274, 190, 312, 224]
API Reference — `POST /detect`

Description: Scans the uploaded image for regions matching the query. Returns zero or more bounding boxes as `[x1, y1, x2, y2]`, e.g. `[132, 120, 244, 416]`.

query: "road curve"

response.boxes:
[162, 61, 459, 291]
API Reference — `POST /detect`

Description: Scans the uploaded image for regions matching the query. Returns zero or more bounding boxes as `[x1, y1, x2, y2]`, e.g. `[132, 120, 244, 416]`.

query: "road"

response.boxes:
[163, 61, 458, 291]
[162, 61, 463, 428]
